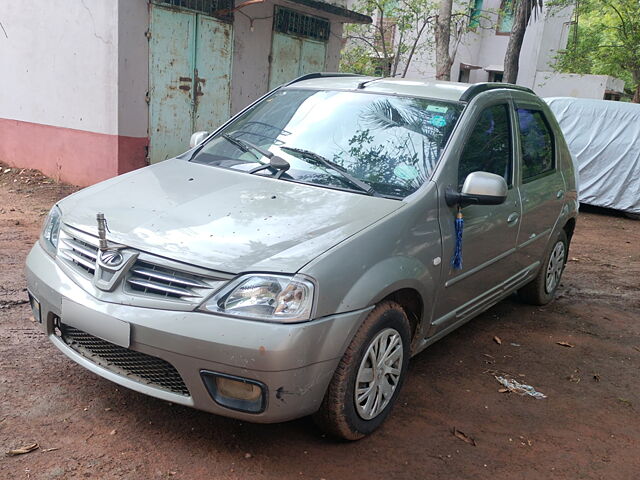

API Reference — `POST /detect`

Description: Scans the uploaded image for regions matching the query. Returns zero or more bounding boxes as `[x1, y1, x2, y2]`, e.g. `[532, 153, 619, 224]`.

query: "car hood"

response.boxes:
[60, 159, 404, 274]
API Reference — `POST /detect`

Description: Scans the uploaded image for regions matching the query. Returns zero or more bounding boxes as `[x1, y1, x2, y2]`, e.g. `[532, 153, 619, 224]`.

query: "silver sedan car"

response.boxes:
[26, 74, 578, 439]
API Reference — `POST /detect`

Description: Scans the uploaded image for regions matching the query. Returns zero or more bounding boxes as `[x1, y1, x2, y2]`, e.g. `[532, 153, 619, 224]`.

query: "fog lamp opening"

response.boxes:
[201, 371, 266, 414]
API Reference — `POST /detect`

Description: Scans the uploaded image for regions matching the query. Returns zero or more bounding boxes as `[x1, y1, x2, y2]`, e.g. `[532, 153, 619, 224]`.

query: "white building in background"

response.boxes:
[348, 0, 626, 100]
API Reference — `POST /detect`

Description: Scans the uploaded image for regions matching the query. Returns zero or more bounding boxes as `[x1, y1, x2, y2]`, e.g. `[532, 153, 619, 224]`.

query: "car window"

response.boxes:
[191, 89, 463, 198]
[458, 104, 512, 186]
[517, 108, 555, 182]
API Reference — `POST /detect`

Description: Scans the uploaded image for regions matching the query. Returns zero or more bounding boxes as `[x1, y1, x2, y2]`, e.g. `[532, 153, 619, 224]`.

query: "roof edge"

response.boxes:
[287, 0, 372, 24]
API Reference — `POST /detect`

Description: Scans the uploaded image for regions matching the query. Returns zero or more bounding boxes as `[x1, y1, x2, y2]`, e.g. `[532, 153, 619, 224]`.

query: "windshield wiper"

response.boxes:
[280, 146, 375, 195]
[221, 134, 267, 163]
[222, 133, 291, 178]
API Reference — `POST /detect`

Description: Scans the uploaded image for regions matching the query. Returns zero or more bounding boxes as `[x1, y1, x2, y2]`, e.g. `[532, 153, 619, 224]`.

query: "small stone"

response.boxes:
[244, 453, 252, 459]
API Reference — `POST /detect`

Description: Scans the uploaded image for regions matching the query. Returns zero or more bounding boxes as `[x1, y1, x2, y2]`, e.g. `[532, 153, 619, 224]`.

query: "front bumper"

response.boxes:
[25, 242, 369, 423]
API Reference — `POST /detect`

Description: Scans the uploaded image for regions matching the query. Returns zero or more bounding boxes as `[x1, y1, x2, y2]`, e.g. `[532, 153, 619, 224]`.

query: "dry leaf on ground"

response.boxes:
[452, 428, 477, 446]
[493, 336, 502, 345]
[556, 341, 574, 348]
[6, 443, 39, 456]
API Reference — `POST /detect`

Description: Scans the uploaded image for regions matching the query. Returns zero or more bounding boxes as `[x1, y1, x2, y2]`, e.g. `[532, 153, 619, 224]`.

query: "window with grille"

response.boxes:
[274, 7, 330, 42]
[155, 0, 234, 22]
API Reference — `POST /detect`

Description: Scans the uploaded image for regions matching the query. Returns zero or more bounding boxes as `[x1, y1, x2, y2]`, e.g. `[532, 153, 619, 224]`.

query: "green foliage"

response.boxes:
[553, 0, 640, 97]
[339, 0, 438, 77]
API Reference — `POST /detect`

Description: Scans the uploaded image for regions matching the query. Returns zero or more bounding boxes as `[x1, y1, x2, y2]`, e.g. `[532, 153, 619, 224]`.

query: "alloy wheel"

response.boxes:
[354, 328, 404, 420]
[545, 241, 566, 294]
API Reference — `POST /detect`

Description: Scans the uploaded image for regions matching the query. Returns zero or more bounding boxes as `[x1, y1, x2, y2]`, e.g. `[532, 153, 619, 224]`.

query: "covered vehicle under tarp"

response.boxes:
[546, 97, 640, 215]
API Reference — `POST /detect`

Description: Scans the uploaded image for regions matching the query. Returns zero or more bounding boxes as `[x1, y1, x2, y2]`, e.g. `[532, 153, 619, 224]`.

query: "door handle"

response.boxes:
[507, 212, 520, 224]
[556, 190, 564, 199]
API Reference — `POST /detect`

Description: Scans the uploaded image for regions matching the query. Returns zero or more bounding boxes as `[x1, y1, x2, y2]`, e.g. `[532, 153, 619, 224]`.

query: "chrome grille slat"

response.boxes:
[129, 266, 208, 288]
[60, 323, 190, 396]
[59, 226, 225, 304]
[126, 260, 221, 302]
[63, 249, 97, 271]
[62, 237, 98, 260]
[127, 277, 199, 298]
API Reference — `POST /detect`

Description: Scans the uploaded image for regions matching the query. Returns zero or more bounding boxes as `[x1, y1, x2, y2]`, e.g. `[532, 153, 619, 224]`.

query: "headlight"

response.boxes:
[40, 205, 62, 257]
[199, 274, 315, 323]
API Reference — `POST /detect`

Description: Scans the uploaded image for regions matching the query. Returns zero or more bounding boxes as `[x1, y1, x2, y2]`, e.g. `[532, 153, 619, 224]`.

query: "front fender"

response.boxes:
[338, 256, 434, 323]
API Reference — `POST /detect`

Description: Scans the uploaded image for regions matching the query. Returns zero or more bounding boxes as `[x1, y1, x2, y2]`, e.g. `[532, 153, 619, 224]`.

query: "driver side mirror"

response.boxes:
[190, 131, 209, 148]
[445, 171, 508, 207]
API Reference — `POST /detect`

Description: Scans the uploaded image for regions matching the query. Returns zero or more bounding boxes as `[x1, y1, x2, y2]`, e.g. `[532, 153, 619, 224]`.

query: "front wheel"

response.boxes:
[518, 229, 568, 305]
[313, 301, 411, 440]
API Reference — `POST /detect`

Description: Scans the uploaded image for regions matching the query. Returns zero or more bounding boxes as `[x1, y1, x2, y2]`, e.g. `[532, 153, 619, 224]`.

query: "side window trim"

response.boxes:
[514, 105, 556, 184]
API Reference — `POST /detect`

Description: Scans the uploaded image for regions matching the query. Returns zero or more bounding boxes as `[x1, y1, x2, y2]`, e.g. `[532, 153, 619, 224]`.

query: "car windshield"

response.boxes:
[191, 89, 463, 198]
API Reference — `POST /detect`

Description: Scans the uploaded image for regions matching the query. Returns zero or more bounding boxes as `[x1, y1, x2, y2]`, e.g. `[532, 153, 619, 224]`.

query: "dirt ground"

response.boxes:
[0, 164, 639, 480]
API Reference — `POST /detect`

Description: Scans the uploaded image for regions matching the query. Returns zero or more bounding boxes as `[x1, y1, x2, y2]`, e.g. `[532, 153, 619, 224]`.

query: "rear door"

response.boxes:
[512, 96, 566, 267]
[431, 98, 522, 333]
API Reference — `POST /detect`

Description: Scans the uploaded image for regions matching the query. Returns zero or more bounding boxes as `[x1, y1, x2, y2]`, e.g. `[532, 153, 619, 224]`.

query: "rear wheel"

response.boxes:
[518, 229, 568, 305]
[313, 301, 411, 440]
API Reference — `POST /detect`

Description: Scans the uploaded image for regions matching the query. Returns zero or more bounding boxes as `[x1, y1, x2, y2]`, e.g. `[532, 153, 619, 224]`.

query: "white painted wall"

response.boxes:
[0, 0, 119, 135]
[0, 0, 148, 138]
[534, 72, 625, 99]
[117, 0, 149, 139]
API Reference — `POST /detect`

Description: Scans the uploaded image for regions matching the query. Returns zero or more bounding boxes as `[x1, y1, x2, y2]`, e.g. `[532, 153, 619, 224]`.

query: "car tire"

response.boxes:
[518, 229, 569, 306]
[313, 301, 411, 441]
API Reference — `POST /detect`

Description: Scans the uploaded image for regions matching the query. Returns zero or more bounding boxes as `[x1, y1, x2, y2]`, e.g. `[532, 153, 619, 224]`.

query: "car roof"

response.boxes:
[285, 75, 535, 103]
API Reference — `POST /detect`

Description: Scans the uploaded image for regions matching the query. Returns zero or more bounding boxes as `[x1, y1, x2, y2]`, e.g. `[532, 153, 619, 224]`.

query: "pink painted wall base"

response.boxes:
[0, 118, 148, 186]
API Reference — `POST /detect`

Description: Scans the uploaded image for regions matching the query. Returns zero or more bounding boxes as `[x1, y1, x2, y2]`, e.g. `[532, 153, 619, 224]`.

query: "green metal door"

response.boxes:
[149, 5, 232, 164]
[268, 33, 327, 90]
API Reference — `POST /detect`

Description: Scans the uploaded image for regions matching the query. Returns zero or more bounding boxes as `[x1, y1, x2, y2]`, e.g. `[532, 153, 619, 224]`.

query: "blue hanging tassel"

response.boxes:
[451, 206, 464, 270]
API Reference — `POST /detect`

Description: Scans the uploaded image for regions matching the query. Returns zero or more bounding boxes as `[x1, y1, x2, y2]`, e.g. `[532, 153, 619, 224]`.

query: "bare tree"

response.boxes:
[503, 0, 543, 83]
[434, 0, 454, 80]
[341, 0, 437, 77]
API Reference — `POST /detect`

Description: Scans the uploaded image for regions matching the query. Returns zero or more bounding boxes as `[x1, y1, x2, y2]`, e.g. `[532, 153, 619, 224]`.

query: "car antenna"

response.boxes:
[357, 77, 385, 89]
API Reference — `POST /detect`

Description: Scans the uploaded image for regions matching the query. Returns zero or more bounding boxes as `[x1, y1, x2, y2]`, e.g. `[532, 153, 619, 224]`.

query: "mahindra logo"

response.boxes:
[100, 249, 124, 267]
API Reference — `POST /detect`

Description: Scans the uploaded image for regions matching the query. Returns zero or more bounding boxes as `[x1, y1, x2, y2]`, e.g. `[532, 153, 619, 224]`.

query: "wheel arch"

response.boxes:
[563, 216, 576, 245]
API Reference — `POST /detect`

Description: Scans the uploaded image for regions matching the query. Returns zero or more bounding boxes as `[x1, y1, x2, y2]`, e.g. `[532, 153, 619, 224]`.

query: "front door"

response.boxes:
[432, 101, 522, 333]
[268, 7, 329, 89]
[149, 4, 233, 164]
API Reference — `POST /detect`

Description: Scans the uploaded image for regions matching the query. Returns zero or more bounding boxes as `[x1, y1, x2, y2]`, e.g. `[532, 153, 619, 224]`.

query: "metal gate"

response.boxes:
[149, 2, 233, 164]
[268, 7, 329, 90]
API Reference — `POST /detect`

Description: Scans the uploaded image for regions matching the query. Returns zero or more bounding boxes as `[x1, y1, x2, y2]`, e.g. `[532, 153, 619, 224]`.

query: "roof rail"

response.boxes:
[460, 82, 535, 102]
[284, 72, 365, 87]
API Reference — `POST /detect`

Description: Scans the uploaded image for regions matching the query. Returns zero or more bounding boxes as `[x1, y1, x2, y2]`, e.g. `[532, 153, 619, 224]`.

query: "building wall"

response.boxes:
[230, 0, 345, 114]
[1, 0, 356, 185]
[0, 0, 149, 186]
[533, 72, 626, 99]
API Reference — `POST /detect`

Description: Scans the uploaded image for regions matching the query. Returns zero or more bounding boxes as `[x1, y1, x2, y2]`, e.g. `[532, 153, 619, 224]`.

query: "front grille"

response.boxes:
[57, 225, 226, 305]
[59, 232, 98, 276]
[126, 260, 223, 302]
[60, 323, 190, 396]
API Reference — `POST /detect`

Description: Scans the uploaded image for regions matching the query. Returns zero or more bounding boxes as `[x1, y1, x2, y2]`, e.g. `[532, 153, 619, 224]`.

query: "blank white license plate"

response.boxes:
[61, 298, 130, 348]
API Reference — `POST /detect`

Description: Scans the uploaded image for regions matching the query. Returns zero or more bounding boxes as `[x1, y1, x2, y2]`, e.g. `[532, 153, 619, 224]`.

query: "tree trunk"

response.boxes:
[632, 71, 640, 103]
[503, 0, 533, 84]
[435, 0, 453, 80]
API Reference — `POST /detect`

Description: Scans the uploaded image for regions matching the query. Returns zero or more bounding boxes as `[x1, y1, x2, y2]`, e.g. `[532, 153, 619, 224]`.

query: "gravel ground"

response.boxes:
[1, 164, 639, 480]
